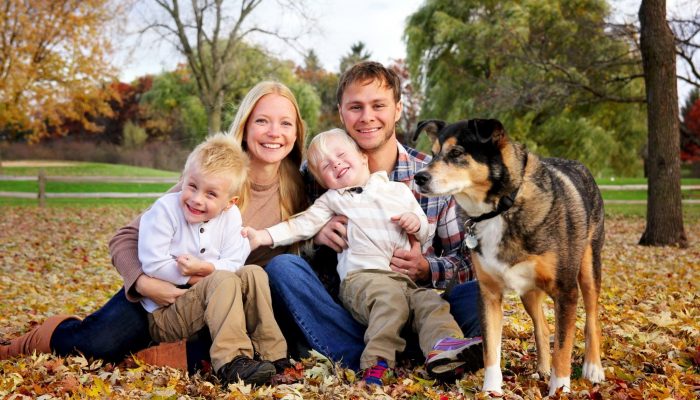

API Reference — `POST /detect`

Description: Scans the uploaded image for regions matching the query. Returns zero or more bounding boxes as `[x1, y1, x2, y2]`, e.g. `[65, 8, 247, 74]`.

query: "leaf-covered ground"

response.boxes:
[1, 207, 698, 399]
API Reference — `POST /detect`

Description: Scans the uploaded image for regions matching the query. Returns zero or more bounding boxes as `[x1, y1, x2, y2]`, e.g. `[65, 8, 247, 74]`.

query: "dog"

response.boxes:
[412, 118, 605, 395]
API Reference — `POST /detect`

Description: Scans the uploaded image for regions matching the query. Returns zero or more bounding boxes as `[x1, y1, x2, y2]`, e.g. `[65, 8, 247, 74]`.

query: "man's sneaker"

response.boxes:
[363, 359, 389, 385]
[425, 336, 484, 378]
[217, 355, 276, 386]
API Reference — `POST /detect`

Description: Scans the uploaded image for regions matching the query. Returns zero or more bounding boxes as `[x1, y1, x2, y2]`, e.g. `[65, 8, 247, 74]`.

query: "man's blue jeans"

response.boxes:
[266, 254, 481, 371]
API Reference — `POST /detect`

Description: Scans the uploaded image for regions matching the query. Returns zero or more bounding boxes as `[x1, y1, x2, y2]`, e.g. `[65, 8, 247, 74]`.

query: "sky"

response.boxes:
[116, 0, 423, 81]
[115, 0, 697, 101]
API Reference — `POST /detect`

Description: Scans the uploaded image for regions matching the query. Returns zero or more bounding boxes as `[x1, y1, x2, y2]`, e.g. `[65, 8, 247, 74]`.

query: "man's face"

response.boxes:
[338, 79, 403, 154]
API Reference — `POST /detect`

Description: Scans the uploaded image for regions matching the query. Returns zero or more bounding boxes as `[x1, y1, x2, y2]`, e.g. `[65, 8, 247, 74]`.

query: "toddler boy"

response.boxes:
[244, 129, 480, 384]
[139, 133, 286, 386]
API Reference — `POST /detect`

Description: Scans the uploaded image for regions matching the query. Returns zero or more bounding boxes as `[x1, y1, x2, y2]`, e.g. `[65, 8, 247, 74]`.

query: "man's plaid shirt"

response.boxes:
[303, 140, 475, 288]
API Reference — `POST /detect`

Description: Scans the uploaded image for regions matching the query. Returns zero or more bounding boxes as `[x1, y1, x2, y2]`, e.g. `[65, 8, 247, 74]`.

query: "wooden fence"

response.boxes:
[0, 173, 178, 207]
[1, 173, 699, 207]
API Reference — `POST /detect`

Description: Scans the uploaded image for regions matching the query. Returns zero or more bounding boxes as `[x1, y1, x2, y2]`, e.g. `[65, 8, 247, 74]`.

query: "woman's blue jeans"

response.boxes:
[266, 254, 481, 371]
[50, 288, 153, 363]
[50, 288, 211, 373]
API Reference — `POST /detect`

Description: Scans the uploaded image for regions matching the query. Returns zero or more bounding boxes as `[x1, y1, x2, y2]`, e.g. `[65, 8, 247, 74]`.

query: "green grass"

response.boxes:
[601, 190, 700, 201]
[0, 197, 156, 208]
[1, 160, 699, 219]
[605, 203, 700, 220]
[0, 162, 174, 207]
[597, 177, 700, 185]
[0, 180, 173, 193]
[1, 162, 179, 177]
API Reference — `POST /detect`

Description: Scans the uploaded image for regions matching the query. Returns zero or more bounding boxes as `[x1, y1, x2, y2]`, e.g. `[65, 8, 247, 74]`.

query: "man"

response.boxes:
[265, 61, 482, 378]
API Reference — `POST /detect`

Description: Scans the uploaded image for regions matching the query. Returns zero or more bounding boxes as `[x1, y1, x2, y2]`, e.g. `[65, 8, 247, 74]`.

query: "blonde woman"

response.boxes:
[1, 82, 308, 381]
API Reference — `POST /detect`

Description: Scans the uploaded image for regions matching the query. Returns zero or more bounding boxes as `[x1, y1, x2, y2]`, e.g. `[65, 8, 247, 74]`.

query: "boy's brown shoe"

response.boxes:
[218, 355, 275, 386]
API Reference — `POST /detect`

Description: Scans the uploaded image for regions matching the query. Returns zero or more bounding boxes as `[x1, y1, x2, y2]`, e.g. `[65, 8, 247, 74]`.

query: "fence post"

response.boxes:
[38, 169, 46, 207]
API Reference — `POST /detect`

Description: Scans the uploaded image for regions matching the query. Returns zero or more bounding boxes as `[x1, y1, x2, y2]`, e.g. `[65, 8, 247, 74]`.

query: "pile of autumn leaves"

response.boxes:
[1, 207, 698, 399]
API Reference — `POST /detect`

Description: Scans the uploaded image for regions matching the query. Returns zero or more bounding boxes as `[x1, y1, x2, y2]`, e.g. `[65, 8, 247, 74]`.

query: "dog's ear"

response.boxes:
[470, 119, 506, 143]
[412, 120, 445, 144]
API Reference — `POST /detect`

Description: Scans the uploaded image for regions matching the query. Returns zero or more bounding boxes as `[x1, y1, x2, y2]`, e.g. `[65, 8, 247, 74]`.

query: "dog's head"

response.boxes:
[413, 118, 509, 206]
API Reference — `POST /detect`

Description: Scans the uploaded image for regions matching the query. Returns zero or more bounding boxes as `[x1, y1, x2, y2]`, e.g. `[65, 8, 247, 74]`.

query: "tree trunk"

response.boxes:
[208, 105, 222, 135]
[206, 90, 225, 135]
[638, 0, 688, 247]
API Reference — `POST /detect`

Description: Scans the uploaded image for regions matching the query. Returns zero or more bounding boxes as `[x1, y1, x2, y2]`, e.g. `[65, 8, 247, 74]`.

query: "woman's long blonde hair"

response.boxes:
[227, 81, 307, 220]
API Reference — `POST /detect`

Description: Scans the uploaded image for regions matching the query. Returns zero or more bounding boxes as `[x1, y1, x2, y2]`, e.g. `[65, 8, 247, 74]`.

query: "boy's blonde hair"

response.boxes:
[307, 128, 362, 187]
[182, 133, 249, 197]
[228, 81, 307, 218]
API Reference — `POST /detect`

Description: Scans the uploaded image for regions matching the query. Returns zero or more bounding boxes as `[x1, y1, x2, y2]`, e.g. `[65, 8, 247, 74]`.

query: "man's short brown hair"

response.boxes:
[336, 61, 401, 106]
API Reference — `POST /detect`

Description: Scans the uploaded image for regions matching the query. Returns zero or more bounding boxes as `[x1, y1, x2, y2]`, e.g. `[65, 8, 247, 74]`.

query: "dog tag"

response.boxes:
[465, 234, 478, 249]
[463, 219, 479, 250]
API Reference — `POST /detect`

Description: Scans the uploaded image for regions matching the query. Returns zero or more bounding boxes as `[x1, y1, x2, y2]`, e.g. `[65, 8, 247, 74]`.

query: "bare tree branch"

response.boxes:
[141, 0, 309, 133]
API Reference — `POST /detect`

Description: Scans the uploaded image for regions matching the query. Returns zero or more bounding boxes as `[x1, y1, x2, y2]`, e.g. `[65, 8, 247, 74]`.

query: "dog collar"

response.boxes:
[462, 189, 519, 250]
[471, 190, 518, 223]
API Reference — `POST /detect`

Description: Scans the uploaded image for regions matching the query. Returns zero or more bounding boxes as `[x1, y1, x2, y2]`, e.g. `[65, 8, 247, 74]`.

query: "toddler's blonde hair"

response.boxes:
[182, 133, 249, 197]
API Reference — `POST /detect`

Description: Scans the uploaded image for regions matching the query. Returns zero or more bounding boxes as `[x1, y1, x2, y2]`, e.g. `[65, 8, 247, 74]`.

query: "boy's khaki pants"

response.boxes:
[340, 269, 462, 369]
[148, 266, 286, 372]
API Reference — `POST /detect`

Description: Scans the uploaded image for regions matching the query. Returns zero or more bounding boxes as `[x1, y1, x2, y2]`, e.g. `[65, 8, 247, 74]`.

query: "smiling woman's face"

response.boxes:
[244, 93, 298, 167]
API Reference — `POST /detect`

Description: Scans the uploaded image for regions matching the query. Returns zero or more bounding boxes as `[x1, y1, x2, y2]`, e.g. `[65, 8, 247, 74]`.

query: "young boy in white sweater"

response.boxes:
[243, 129, 480, 384]
[139, 133, 286, 386]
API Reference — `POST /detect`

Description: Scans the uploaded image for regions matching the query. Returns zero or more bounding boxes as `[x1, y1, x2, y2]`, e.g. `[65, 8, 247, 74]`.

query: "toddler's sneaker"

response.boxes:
[218, 355, 275, 386]
[363, 359, 389, 385]
[425, 336, 483, 379]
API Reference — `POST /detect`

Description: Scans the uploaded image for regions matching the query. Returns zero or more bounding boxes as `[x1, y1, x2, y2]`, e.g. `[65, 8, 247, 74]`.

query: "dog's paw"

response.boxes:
[482, 365, 503, 395]
[548, 375, 571, 396]
[582, 361, 605, 383]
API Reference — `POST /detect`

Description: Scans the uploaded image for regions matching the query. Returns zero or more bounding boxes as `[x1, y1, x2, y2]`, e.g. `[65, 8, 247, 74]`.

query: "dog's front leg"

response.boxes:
[477, 278, 505, 394]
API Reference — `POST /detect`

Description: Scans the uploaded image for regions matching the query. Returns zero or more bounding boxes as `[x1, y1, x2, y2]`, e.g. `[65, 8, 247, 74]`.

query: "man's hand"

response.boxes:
[135, 275, 187, 306]
[390, 234, 429, 282]
[313, 215, 349, 252]
[176, 254, 214, 277]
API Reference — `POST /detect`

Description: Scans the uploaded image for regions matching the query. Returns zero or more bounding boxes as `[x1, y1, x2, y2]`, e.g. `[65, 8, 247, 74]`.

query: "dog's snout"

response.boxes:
[414, 171, 431, 187]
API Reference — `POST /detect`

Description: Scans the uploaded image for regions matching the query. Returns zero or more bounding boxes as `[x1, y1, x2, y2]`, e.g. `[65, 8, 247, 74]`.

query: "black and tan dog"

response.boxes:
[412, 119, 605, 395]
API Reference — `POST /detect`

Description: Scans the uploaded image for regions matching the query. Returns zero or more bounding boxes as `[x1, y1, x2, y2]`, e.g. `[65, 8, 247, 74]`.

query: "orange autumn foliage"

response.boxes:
[0, 0, 124, 141]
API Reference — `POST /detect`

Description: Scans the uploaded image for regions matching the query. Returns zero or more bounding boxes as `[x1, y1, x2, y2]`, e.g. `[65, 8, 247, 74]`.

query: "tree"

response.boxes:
[339, 41, 372, 73]
[669, 6, 700, 90]
[0, 0, 124, 141]
[681, 88, 700, 163]
[295, 50, 339, 137]
[144, 0, 309, 135]
[404, 0, 648, 176]
[638, 0, 687, 247]
[136, 45, 320, 145]
[388, 59, 422, 145]
[140, 66, 208, 145]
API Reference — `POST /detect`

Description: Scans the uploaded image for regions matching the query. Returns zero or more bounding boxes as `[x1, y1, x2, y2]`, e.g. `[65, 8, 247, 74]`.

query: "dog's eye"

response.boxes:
[448, 148, 463, 158]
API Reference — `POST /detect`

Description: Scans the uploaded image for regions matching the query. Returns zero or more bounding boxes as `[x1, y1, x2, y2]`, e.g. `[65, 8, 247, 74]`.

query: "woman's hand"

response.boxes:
[135, 275, 187, 306]
[313, 215, 349, 252]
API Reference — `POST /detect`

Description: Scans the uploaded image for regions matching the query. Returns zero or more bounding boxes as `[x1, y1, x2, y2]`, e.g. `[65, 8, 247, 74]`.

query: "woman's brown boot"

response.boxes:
[131, 340, 187, 370]
[1, 315, 79, 359]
